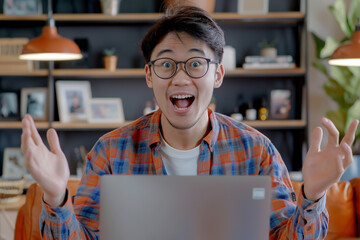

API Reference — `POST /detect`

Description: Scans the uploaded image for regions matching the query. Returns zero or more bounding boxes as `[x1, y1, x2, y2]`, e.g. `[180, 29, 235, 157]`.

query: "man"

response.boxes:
[21, 6, 358, 239]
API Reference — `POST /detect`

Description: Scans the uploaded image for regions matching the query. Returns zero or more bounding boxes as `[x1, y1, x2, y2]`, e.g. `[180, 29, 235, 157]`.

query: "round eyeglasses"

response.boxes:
[148, 57, 219, 79]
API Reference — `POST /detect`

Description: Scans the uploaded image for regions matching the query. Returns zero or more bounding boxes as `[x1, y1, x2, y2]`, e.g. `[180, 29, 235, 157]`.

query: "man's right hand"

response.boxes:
[21, 114, 70, 207]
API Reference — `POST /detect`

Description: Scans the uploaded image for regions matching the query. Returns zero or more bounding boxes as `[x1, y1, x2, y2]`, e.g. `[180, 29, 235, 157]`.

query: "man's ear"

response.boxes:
[214, 63, 225, 88]
[145, 64, 153, 88]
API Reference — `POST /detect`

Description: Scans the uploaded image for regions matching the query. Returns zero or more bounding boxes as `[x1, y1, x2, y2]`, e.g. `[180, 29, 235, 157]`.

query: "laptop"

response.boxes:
[100, 175, 271, 240]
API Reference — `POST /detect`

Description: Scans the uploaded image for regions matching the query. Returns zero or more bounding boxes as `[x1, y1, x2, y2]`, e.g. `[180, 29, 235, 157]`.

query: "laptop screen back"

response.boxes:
[100, 175, 271, 240]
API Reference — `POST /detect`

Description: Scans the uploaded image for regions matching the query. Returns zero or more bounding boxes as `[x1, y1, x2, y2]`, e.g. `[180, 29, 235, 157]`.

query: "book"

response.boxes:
[242, 62, 296, 69]
[244, 55, 293, 63]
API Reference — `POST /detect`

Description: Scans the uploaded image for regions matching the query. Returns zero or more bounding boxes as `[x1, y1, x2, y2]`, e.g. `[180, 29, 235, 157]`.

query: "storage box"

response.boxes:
[0, 38, 38, 71]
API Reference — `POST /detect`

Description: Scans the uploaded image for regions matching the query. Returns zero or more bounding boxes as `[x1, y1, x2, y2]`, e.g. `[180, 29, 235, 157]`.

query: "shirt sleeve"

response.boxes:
[261, 140, 329, 240]
[39, 138, 111, 240]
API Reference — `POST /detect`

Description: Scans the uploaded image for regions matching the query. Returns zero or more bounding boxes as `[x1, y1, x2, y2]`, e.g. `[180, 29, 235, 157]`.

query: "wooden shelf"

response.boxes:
[51, 121, 130, 130]
[0, 70, 48, 76]
[242, 120, 306, 129]
[0, 120, 305, 130]
[0, 68, 305, 78]
[0, 121, 49, 129]
[52, 68, 144, 77]
[0, 12, 304, 23]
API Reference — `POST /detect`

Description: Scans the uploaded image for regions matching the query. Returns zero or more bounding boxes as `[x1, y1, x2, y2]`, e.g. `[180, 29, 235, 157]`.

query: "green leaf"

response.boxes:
[312, 61, 329, 77]
[326, 109, 347, 138]
[346, 100, 360, 147]
[323, 80, 347, 108]
[320, 37, 340, 58]
[329, 65, 352, 90]
[347, 0, 360, 33]
[329, 0, 352, 38]
[311, 32, 326, 59]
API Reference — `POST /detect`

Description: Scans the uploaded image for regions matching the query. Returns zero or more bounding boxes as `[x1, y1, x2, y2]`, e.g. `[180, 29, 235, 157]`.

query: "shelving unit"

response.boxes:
[0, 1, 308, 172]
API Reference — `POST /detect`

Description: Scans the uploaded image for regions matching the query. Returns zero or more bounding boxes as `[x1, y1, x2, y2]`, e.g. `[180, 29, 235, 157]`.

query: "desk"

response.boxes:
[0, 195, 25, 240]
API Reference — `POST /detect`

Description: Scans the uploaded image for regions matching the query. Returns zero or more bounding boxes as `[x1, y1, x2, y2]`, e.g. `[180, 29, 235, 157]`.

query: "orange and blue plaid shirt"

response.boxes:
[41, 109, 328, 239]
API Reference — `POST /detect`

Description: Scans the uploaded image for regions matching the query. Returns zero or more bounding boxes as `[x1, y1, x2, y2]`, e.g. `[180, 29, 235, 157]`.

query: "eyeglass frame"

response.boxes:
[148, 57, 219, 79]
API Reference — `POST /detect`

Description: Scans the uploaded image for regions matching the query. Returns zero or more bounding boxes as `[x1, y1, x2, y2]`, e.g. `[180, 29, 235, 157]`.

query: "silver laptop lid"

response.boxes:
[100, 175, 271, 240]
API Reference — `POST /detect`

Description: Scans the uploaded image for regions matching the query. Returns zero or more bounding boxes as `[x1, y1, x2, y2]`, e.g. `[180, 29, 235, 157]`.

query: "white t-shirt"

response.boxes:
[159, 134, 200, 176]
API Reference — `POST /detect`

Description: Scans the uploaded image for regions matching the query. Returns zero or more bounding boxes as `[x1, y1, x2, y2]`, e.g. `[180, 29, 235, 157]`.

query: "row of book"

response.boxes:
[242, 55, 295, 69]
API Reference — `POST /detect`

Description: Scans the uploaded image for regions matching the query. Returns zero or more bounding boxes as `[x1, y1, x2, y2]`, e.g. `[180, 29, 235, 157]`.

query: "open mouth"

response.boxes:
[170, 94, 195, 111]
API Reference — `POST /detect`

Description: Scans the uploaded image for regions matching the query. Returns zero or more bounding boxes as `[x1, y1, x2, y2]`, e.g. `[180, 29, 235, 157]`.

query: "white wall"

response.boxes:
[307, 0, 346, 147]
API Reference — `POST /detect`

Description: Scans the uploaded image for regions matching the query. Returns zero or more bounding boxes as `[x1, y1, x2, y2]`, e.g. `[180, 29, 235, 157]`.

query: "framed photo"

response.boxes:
[87, 98, 125, 123]
[4, 0, 42, 16]
[237, 0, 269, 14]
[0, 91, 19, 121]
[270, 89, 291, 119]
[56, 81, 92, 123]
[2, 147, 32, 180]
[21, 88, 48, 121]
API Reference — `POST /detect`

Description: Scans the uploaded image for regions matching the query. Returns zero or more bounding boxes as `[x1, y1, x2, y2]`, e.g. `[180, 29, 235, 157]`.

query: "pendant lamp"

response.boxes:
[19, 0, 82, 61]
[329, 18, 360, 66]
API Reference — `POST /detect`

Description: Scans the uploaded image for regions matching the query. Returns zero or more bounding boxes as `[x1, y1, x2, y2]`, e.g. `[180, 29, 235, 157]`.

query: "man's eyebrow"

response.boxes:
[156, 49, 173, 58]
[156, 48, 206, 58]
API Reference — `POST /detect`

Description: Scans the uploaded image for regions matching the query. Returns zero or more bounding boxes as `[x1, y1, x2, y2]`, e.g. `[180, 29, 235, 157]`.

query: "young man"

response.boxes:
[21, 6, 358, 240]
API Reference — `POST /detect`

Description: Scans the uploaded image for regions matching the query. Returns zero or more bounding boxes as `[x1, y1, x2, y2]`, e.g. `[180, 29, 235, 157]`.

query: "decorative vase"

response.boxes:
[101, 0, 120, 16]
[164, 0, 216, 14]
[260, 47, 277, 57]
[103, 56, 118, 71]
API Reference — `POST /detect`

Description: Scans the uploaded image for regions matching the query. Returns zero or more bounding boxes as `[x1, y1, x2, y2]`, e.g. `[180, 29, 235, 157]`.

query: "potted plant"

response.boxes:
[258, 39, 277, 57]
[103, 48, 118, 71]
[312, 0, 360, 179]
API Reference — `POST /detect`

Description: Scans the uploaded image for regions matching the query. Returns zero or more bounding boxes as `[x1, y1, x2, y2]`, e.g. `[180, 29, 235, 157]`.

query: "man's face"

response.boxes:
[145, 32, 224, 131]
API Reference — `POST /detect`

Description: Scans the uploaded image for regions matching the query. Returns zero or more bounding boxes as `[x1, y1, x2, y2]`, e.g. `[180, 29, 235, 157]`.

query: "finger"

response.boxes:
[308, 126, 323, 154]
[322, 117, 339, 146]
[340, 142, 353, 169]
[21, 117, 36, 153]
[47, 128, 62, 154]
[24, 114, 42, 146]
[341, 120, 359, 146]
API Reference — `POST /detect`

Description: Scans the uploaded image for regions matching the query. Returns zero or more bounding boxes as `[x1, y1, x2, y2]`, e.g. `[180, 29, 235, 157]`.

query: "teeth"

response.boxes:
[172, 95, 192, 99]
[174, 105, 188, 111]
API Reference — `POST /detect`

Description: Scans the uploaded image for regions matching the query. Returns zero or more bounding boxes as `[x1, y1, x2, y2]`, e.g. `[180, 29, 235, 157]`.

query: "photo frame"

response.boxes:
[3, 0, 42, 16]
[237, 0, 269, 14]
[87, 98, 125, 123]
[0, 91, 19, 121]
[270, 89, 291, 119]
[2, 147, 32, 180]
[21, 88, 48, 121]
[56, 81, 92, 123]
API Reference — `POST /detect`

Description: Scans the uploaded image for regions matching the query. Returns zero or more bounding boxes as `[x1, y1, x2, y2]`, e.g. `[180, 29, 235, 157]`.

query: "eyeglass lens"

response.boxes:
[153, 57, 209, 79]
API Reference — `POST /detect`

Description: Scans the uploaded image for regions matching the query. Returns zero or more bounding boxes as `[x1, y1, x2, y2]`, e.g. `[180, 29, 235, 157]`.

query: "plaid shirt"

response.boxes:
[41, 109, 328, 239]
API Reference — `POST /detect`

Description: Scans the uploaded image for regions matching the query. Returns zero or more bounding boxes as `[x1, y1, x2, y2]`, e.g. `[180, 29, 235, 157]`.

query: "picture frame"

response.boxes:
[3, 0, 42, 16]
[237, 0, 269, 14]
[270, 89, 291, 119]
[0, 91, 19, 121]
[2, 147, 32, 181]
[56, 81, 92, 123]
[87, 98, 125, 123]
[20, 88, 48, 121]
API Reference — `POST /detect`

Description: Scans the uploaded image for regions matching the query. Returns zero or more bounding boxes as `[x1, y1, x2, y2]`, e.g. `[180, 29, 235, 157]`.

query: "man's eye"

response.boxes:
[162, 62, 173, 68]
[190, 61, 200, 67]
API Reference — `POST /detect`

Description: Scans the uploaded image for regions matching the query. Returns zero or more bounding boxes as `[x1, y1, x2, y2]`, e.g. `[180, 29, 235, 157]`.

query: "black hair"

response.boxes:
[141, 6, 225, 64]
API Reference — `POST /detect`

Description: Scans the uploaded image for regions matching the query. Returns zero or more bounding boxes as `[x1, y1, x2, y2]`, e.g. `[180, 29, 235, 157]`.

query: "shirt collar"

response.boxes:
[148, 108, 220, 152]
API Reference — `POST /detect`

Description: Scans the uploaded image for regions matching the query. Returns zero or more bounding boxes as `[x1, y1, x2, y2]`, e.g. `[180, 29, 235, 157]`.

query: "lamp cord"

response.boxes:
[48, 0, 55, 27]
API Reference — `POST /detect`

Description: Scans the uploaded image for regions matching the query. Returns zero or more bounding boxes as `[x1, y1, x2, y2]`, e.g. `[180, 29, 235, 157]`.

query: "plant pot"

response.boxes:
[103, 56, 118, 71]
[164, 0, 216, 14]
[101, 0, 120, 16]
[260, 47, 277, 57]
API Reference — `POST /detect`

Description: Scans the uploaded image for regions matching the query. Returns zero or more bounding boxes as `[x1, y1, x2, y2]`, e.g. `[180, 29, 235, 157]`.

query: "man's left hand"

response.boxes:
[302, 118, 359, 201]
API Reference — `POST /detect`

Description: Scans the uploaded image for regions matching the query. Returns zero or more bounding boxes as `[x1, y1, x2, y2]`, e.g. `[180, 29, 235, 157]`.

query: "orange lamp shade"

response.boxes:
[329, 31, 360, 66]
[20, 26, 82, 61]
